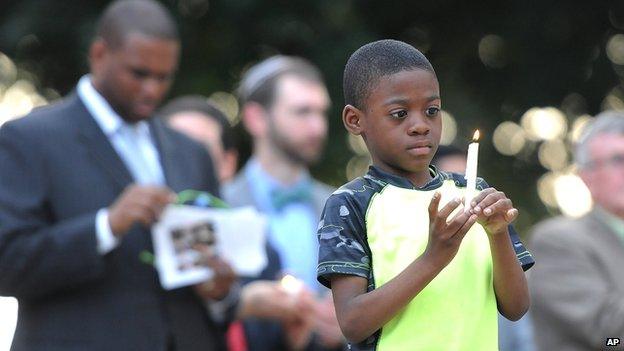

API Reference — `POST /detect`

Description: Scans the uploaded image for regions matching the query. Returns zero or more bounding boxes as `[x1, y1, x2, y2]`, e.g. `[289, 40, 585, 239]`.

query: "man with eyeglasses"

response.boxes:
[529, 111, 624, 351]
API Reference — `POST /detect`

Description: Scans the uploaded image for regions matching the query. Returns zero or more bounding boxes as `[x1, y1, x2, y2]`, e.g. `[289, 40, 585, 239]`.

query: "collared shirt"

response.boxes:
[77, 75, 165, 254]
[594, 206, 624, 244]
[245, 158, 320, 291]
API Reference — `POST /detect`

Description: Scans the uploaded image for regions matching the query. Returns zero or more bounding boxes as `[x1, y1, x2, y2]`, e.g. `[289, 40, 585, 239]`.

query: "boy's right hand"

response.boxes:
[424, 192, 478, 267]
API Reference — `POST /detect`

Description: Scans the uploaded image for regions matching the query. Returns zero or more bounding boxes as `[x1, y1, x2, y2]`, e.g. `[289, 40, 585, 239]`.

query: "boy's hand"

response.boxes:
[469, 188, 518, 235]
[425, 192, 478, 267]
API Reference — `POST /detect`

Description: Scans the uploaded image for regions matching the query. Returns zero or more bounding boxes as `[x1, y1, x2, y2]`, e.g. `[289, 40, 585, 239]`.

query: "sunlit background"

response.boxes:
[2, 0, 624, 348]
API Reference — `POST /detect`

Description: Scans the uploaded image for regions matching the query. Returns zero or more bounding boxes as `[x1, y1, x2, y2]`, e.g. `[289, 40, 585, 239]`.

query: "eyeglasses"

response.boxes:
[587, 153, 624, 170]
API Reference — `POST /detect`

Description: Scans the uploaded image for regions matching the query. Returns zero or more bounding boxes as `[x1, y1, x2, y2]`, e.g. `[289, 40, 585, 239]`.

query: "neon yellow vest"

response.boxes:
[367, 180, 498, 351]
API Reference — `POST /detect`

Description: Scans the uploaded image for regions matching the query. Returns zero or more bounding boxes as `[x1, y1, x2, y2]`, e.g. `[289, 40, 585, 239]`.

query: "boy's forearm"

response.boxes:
[333, 254, 444, 343]
[489, 229, 529, 321]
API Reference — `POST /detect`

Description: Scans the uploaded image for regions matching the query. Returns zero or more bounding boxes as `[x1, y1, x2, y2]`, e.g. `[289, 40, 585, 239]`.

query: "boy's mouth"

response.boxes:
[406, 142, 432, 156]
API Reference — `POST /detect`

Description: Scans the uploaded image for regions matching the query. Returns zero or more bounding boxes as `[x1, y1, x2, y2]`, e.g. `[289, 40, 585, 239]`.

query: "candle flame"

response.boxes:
[473, 130, 480, 142]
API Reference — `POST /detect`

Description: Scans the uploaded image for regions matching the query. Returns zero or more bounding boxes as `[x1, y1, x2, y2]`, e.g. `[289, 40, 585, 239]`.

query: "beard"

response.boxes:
[268, 120, 325, 167]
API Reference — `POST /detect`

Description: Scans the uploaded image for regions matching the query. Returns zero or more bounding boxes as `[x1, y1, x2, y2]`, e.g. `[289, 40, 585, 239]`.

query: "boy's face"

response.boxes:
[344, 69, 441, 184]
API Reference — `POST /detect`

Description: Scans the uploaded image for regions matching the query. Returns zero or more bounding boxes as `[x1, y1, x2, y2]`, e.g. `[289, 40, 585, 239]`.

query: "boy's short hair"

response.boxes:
[159, 95, 236, 151]
[343, 39, 435, 110]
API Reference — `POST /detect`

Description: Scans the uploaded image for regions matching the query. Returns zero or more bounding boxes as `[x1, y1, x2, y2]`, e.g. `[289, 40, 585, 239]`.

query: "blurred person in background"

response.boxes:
[0, 1, 237, 350]
[161, 96, 318, 351]
[160, 96, 239, 184]
[224, 56, 345, 351]
[433, 145, 537, 351]
[529, 112, 624, 351]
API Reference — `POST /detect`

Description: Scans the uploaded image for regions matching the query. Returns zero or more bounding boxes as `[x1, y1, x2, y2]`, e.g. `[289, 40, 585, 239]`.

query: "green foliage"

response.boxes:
[1, 0, 622, 235]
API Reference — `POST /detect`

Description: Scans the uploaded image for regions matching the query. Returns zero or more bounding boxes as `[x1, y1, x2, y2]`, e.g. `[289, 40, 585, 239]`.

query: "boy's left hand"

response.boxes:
[469, 188, 518, 235]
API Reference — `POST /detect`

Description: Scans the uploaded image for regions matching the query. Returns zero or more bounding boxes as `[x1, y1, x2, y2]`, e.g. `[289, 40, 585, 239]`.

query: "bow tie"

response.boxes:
[270, 185, 312, 211]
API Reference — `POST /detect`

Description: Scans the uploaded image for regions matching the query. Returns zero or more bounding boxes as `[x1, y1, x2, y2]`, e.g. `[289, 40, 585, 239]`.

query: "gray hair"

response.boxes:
[575, 111, 624, 169]
[237, 55, 324, 108]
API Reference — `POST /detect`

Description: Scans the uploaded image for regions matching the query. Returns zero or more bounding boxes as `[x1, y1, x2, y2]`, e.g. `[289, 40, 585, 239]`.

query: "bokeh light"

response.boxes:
[0, 297, 17, 351]
[440, 110, 457, 145]
[553, 172, 592, 217]
[538, 139, 568, 171]
[606, 34, 624, 65]
[560, 92, 587, 117]
[492, 121, 526, 156]
[0, 52, 17, 85]
[520, 107, 568, 141]
[601, 86, 624, 111]
[0, 80, 48, 126]
[208, 91, 239, 126]
[478, 34, 507, 68]
[568, 114, 592, 143]
[345, 155, 371, 181]
[347, 133, 368, 156]
[537, 171, 558, 208]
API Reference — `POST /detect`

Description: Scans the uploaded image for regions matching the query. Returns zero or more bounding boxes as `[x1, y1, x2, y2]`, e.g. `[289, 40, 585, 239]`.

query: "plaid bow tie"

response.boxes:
[270, 185, 312, 211]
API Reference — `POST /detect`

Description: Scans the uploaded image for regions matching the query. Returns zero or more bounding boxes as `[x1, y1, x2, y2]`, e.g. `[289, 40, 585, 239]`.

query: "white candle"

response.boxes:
[464, 130, 480, 211]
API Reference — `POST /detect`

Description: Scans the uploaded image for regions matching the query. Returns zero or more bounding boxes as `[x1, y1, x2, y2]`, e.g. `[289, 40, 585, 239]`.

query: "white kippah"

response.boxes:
[238, 55, 303, 102]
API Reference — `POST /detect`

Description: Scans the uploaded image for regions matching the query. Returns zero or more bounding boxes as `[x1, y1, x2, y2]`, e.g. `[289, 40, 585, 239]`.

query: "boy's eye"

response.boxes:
[425, 107, 440, 117]
[390, 110, 408, 119]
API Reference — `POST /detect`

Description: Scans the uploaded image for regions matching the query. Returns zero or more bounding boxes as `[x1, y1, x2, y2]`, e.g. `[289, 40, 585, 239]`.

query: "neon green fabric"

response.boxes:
[367, 180, 498, 351]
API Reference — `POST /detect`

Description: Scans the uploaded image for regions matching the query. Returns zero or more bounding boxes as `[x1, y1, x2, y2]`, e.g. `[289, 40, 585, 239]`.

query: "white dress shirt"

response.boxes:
[77, 75, 165, 254]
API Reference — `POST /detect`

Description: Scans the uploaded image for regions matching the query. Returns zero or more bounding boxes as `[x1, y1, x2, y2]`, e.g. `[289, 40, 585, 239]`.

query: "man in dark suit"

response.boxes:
[0, 1, 235, 350]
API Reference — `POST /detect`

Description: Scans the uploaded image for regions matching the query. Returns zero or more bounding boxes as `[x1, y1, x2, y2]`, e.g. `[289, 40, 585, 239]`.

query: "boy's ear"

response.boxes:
[343, 104, 364, 135]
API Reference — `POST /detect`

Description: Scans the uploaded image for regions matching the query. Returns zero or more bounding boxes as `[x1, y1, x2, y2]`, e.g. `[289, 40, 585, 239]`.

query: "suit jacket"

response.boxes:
[222, 162, 336, 351]
[0, 94, 226, 351]
[529, 210, 624, 351]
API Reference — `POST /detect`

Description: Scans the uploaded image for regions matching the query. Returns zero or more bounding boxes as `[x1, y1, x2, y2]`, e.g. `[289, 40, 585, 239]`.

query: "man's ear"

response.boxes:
[241, 102, 269, 138]
[221, 150, 239, 182]
[88, 39, 108, 77]
[343, 104, 364, 136]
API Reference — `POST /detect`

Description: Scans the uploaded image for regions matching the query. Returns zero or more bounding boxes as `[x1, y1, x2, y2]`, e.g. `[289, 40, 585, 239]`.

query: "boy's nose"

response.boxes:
[407, 116, 431, 135]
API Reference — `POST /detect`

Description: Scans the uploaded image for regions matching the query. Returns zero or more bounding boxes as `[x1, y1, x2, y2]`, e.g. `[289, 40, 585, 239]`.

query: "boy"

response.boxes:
[317, 40, 534, 350]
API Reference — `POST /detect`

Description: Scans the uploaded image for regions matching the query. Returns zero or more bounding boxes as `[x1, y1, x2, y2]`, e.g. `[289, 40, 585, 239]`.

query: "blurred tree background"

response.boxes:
[1, 0, 624, 236]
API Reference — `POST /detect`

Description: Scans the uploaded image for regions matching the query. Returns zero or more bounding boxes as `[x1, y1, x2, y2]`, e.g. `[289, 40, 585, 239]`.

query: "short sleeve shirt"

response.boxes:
[317, 166, 534, 351]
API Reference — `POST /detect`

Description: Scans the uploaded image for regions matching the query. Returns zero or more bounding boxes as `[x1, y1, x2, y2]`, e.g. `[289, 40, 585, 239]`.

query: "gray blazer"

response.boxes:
[529, 210, 624, 351]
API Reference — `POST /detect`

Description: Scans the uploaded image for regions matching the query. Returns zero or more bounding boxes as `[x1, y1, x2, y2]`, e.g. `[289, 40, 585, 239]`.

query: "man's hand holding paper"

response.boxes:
[152, 205, 268, 290]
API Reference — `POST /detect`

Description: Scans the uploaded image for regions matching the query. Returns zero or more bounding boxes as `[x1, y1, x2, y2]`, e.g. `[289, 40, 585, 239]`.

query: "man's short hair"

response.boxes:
[96, 0, 179, 49]
[237, 55, 324, 109]
[343, 39, 435, 110]
[159, 96, 236, 151]
[575, 111, 624, 169]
